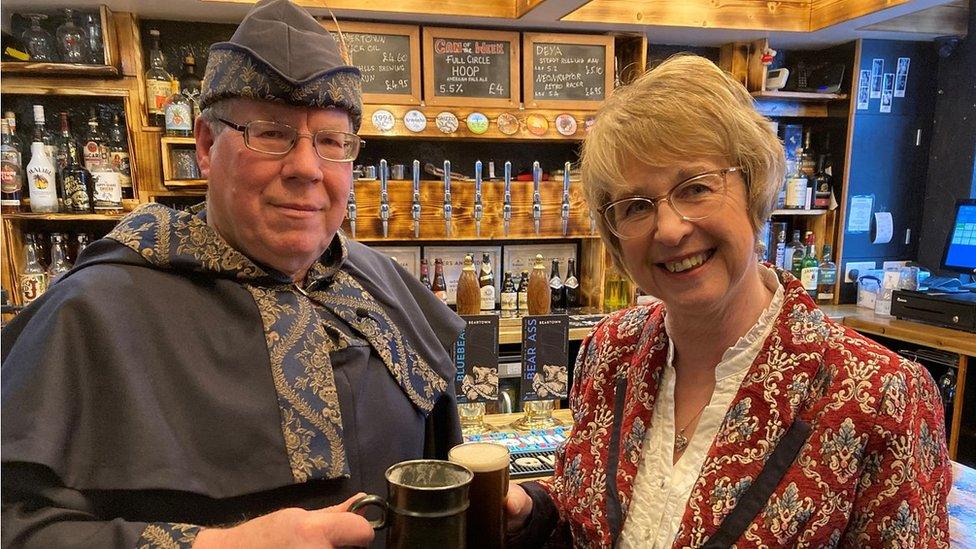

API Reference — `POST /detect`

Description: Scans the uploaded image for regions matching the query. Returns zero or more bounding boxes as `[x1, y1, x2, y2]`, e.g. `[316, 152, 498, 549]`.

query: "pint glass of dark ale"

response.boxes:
[448, 442, 510, 549]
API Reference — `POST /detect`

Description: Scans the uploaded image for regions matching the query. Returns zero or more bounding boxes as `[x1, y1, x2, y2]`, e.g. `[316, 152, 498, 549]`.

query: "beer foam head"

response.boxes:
[449, 442, 510, 472]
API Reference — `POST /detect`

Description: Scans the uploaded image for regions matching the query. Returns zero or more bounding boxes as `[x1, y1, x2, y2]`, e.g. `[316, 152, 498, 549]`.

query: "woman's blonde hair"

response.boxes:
[580, 54, 785, 273]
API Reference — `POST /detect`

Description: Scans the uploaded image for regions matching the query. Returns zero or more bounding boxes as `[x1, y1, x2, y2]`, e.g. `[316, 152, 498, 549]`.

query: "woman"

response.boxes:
[505, 55, 951, 547]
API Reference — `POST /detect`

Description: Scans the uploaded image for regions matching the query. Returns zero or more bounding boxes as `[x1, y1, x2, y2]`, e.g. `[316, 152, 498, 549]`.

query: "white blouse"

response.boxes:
[618, 266, 785, 548]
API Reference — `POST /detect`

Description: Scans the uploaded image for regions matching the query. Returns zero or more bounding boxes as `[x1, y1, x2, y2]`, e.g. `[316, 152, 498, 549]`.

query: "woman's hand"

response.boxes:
[192, 493, 375, 549]
[505, 482, 534, 533]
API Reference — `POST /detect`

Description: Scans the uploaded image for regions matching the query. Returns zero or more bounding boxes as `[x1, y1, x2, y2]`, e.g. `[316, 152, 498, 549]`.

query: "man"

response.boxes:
[1, 1, 463, 547]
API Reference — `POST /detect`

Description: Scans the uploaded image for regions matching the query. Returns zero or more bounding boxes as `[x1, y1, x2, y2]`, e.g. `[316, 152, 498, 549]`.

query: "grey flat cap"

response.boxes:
[200, 0, 363, 131]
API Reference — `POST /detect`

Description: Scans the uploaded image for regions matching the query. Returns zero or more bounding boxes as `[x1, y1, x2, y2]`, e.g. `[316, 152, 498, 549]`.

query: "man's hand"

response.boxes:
[192, 493, 375, 548]
[505, 482, 533, 533]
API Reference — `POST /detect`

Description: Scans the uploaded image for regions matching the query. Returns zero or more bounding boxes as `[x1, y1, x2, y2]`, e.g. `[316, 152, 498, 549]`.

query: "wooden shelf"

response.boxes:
[164, 179, 207, 188]
[161, 136, 195, 145]
[771, 209, 829, 216]
[751, 90, 848, 101]
[2, 212, 125, 221]
[1, 62, 120, 78]
[352, 234, 601, 244]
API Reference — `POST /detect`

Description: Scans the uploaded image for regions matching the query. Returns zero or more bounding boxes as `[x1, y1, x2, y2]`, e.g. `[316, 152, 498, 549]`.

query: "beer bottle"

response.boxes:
[456, 254, 481, 315]
[500, 271, 517, 318]
[431, 258, 448, 304]
[564, 258, 580, 309]
[549, 258, 565, 312]
[419, 258, 432, 290]
[527, 254, 551, 315]
[479, 252, 495, 312]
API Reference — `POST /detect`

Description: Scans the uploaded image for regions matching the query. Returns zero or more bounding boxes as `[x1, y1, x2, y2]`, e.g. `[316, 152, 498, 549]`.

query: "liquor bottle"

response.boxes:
[527, 254, 551, 316]
[799, 130, 817, 178]
[5, 111, 21, 151]
[549, 259, 564, 312]
[431, 258, 448, 304]
[784, 148, 807, 209]
[107, 113, 133, 199]
[165, 80, 193, 137]
[82, 108, 106, 172]
[479, 252, 495, 313]
[55, 112, 80, 173]
[517, 270, 529, 314]
[178, 54, 203, 120]
[812, 155, 832, 210]
[1, 119, 24, 213]
[564, 258, 580, 309]
[419, 258, 432, 290]
[800, 232, 819, 298]
[500, 271, 517, 318]
[784, 229, 803, 272]
[145, 29, 172, 127]
[47, 232, 73, 284]
[32, 105, 58, 167]
[773, 226, 787, 269]
[89, 156, 123, 214]
[20, 233, 48, 305]
[817, 244, 837, 304]
[59, 121, 94, 213]
[455, 254, 481, 315]
[75, 233, 90, 260]
[25, 128, 59, 213]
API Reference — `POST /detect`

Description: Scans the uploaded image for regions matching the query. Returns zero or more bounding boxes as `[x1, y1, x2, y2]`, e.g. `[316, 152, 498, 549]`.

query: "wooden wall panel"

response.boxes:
[858, 0, 969, 34]
[562, 0, 810, 32]
[810, 0, 915, 31]
[203, 0, 517, 18]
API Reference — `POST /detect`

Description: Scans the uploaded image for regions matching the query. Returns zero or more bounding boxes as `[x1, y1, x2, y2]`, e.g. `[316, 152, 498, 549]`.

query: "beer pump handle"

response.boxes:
[474, 160, 483, 237]
[379, 159, 390, 238]
[443, 160, 452, 237]
[411, 159, 421, 238]
[503, 161, 512, 237]
[532, 161, 542, 236]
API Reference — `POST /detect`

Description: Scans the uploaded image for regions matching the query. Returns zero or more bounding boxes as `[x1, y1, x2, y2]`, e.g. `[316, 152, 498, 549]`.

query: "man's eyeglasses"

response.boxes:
[599, 167, 742, 240]
[217, 118, 363, 162]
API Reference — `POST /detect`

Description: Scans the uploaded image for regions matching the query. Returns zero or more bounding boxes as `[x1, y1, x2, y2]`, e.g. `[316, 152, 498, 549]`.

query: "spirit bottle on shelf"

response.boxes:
[817, 244, 837, 304]
[784, 148, 808, 209]
[784, 229, 803, 273]
[813, 155, 832, 209]
[47, 232, 74, 284]
[419, 258, 431, 290]
[1, 119, 24, 213]
[26, 125, 59, 213]
[107, 113, 133, 199]
[32, 105, 58, 168]
[145, 29, 172, 127]
[59, 116, 94, 213]
[800, 232, 819, 299]
[82, 108, 106, 172]
[178, 54, 203, 120]
[165, 80, 193, 137]
[20, 233, 48, 305]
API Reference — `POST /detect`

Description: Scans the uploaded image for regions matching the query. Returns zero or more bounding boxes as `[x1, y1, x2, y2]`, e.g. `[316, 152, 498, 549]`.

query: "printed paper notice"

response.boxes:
[847, 195, 874, 233]
[870, 58, 884, 99]
[857, 69, 871, 110]
[880, 73, 894, 113]
[872, 211, 893, 244]
[894, 57, 910, 98]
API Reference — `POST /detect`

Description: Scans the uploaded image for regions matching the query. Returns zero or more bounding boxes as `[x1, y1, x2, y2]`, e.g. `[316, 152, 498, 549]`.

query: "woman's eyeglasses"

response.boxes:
[599, 167, 742, 240]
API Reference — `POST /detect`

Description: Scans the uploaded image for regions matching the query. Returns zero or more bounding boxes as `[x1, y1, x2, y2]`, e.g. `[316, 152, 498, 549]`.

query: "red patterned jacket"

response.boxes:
[518, 271, 951, 548]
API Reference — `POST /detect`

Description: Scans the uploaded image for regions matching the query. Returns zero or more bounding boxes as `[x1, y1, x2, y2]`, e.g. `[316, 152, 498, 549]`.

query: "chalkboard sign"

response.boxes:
[523, 33, 615, 110]
[323, 21, 421, 105]
[423, 27, 519, 108]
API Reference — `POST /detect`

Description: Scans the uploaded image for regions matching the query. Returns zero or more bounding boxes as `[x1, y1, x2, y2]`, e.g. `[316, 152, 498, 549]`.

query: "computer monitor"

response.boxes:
[941, 198, 976, 276]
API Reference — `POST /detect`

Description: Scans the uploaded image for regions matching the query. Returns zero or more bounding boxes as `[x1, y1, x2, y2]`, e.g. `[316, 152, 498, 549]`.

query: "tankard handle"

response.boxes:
[349, 494, 388, 530]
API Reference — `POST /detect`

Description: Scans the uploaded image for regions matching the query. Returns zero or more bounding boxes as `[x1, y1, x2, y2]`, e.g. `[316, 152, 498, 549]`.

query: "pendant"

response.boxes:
[675, 432, 689, 452]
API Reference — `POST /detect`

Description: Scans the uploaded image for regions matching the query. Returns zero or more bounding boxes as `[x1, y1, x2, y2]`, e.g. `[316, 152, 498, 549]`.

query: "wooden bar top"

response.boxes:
[821, 304, 976, 357]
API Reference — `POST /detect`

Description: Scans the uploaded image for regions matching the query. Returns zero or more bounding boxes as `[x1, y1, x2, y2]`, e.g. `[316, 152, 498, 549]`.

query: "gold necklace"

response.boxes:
[674, 401, 710, 453]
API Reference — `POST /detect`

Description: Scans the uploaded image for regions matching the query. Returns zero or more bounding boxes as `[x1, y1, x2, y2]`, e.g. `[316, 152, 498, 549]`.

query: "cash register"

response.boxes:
[891, 199, 976, 332]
